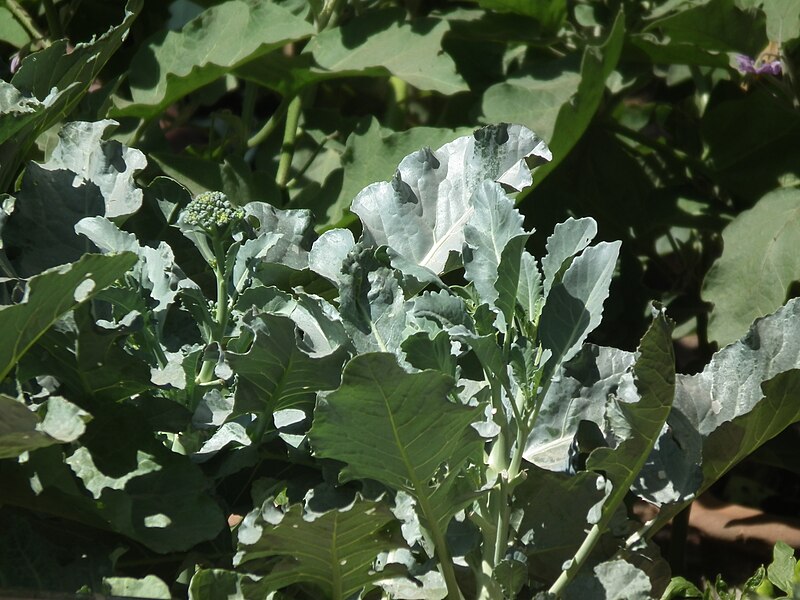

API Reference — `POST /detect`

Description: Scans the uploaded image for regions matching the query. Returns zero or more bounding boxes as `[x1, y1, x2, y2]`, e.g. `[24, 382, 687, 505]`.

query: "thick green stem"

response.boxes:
[385, 76, 408, 129]
[196, 238, 230, 385]
[276, 94, 302, 189]
[7, 0, 47, 44]
[247, 95, 290, 148]
[416, 491, 464, 600]
[550, 428, 664, 595]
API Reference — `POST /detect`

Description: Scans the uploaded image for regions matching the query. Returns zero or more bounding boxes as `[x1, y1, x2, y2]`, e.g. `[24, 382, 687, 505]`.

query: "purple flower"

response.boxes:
[734, 53, 782, 76]
[9, 52, 21, 74]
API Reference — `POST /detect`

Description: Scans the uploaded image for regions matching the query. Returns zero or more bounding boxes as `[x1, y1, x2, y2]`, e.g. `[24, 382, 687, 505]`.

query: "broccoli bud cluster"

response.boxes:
[183, 191, 244, 233]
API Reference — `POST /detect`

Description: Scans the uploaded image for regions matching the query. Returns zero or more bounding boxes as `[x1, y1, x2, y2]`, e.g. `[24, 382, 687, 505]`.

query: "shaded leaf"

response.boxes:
[0, 253, 137, 381]
[538, 241, 621, 380]
[236, 493, 404, 599]
[228, 312, 348, 420]
[310, 9, 468, 95]
[703, 188, 800, 347]
[117, 0, 314, 117]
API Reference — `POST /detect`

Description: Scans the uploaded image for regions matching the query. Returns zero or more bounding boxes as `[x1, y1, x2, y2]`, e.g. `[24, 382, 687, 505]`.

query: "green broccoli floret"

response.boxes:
[183, 191, 244, 234]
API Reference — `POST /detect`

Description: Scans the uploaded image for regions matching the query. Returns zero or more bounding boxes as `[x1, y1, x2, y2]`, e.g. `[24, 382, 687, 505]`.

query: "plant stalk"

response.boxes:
[6, 0, 47, 45]
[276, 94, 303, 189]
[196, 238, 230, 384]
[247, 95, 291, 148]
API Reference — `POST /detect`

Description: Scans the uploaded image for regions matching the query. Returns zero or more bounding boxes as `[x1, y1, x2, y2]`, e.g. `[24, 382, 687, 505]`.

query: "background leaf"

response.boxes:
[703, 188, 800, 347]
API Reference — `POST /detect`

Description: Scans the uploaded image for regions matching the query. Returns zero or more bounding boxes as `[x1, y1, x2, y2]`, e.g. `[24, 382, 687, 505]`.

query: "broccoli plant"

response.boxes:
[178, 191, 246, 385]
[3, 122, 800, 600]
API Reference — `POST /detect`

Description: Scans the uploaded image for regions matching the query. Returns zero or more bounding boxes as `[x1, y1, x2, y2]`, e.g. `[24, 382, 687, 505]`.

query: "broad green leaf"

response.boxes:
[236, 494, 404, 599]
[463, 181, 530, 329]
[644, 0, 765, 53]
[481, 62, 582, 145]
[0, 81, 50, 145]
[538, 241, 621, 380]
[767, 541, 796, 594]
[227, 312, 348, 420]
[2, 164, 103, 277]
[0, 253, 137, 381]
[328, 118, 470, 228]
[0, 395, 89, 459]
[525, 11, 625, 186]
[516, 468, 609, 580]
[0, 0, 143, 191]
[352, 124, 550, 276]
[703, 188, 800, 347]
[309, 9, 468, 95]
[0, 8, 30, 47]
[189, 570, 245, 600]
[103, 575, 171, 599]
[309, 353, 484, 534]
[761, 0, 800, 42]
[541, 217, 598, 297]
[117, 1, 314, 117]
[477, 0, 567, 33]
[63, 404, 225, 553]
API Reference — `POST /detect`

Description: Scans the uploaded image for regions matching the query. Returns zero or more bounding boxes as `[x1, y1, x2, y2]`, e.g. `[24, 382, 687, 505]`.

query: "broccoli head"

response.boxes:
[183, 191, 244, 234]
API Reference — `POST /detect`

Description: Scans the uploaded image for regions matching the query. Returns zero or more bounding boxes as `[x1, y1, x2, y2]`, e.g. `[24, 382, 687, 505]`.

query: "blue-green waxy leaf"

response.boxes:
[351, 124, 551, 276]
[327, 118, 471, 229]
[45, 121, 147, 219]
[565, 559, 652, 600]
[117, 1, 314, 117]
[236, 493, 405, 599]
[309, 228, 356, 285]
[0, 253, 137, 382]
[309, 9, 467, 95]
[227, 312, 348, 420]
[538, 241, 621, 380]
[3, 121, 145, 276]
[76, 216, 197, 322]
[587, 309, 676, 496]
[103, 576, 171, 599]
[338, 245, 410, 355]
[0, 0, 142, 191]
[541, 217, 598, 297]
[189, 569, 245, 600]
[524, 345, 636, 471]
[309, 353, 484, 533]
[517, 251, 543, 324]
[463, 181, 530, 329]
